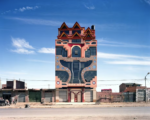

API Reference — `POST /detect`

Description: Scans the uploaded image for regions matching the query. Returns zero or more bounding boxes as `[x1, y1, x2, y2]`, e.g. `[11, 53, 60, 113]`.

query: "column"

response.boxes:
[82, 88, 85, 102]
[93, 88, 96, 102]
[56, 88, 59, 102]
[13, 80, 16, 90]
[52, 91, 55, 102]
[41, 89, 44, 103]
[25, 90, 29, 102]
[68, 88, 70, 102]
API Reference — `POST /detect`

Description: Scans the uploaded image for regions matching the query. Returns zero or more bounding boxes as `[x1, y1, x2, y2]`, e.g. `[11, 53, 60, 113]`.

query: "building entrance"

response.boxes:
[70, 89, 82, 102]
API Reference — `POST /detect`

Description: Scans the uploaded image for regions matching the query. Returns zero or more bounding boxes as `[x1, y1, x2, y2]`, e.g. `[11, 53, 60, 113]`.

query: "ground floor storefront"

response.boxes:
[55, 87, 96, 102]
[0, 89, 55, 103]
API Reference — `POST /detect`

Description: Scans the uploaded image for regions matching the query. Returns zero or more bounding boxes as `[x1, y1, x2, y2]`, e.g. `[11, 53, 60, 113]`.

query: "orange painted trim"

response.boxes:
[55, 76, 62, 88]
[72, 22, 82, 29]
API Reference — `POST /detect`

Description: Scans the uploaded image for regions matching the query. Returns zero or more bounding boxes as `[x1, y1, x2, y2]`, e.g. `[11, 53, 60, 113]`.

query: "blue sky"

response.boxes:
[0, 0, 150, 92]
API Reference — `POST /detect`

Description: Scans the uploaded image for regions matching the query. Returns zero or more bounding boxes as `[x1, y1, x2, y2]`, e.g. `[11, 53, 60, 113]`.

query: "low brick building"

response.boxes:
[119, 83, 141, 92]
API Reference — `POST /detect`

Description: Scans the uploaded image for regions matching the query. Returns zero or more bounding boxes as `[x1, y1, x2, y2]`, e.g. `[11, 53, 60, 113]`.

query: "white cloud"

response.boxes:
[106, 60, 150, 65]
[84, 4, 95, 9]
[98, 38, 150, 48]
[6, 72, 27, 75]
[27, 59, 54, 63]
[144, 0, 150, 5]
[1, 10, 11, 14]
[11, 37, 35, 54]
[8, 17, 73, 26]
[1, 6, 39, 14]
[11, 48, 35, 54]
[12, 37, 34, 49]
[83, 0, 95, 10]
[97, 52, 147, 59]
[98, 51, 150, 65]
[38, 48, 55, 54]
[19, 6, 39, 12]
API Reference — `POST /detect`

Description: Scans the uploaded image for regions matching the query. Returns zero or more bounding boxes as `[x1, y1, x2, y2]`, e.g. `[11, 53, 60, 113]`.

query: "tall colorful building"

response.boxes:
[55, 22, 97, 102]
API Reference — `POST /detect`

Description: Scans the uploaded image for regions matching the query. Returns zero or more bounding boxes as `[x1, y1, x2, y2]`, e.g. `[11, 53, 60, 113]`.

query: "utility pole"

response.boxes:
[145, 72, 150, 102]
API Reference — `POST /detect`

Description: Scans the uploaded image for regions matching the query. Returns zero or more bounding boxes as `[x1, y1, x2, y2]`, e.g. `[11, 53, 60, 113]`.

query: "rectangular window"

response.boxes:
[85, 40, 91, 42]
[72, 39, 81, 43]
[62, 40, 68, 42]
[85, 49, 91, 57]
[90, 47, 96, 55]
[60, 31, 69, 34]
[56, 47, 62, 55]
[62, 40, 68, 44]
[72, 30, 81, 34]
[92, 42, 96, 44]
[57, 41, 61, 44]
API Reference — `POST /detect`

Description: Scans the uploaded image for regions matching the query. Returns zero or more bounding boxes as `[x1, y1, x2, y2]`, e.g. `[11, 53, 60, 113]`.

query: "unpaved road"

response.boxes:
[0, 107, 150, 120]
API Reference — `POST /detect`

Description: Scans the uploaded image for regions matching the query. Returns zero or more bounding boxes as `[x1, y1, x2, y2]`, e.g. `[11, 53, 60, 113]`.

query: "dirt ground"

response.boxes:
[1, 103, 150, 120]
[0, 116, 150, 120]
[1, 102, 150, 108]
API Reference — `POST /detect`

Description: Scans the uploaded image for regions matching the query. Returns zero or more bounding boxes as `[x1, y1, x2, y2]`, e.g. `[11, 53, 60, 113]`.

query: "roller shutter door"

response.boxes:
[44, 92, 53, 102]
[29, 91, 41, 102]
[0, 92, 2, 99]
[85, 90, 93, 102]
[59, 91, 67, 102]
[18, 92, 26, 102]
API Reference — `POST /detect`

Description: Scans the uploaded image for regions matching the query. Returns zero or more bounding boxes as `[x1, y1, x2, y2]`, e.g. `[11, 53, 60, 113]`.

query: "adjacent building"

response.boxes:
[55, 22, 97, 102]
[119, 83, 141, 92]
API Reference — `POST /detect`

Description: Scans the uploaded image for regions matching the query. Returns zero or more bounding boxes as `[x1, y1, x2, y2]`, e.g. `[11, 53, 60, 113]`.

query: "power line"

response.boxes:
[0, 79, 149, 81]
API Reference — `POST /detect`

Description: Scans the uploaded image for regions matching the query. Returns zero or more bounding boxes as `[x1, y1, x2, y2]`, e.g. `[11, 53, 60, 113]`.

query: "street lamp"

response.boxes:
[145, 72, 150, 102]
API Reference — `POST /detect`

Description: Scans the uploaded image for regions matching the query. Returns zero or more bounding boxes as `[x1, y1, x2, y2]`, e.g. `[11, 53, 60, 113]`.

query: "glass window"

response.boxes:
[74, 25, 79, 28]
[72, 46, 81, 57]
[85, 49, 91, 58]
[90, 47, 96, 55]
[92, 42, 96, 44]
[57, 41, 61, 44]
[56, 46, 67, 57]
[84, 71, 97, 82]
[56, 46, 63, 55]
[86, 43, 90, 44]
[62, 40, 68, 42]
[72, 39, 81, 43]
[94, 61, 96, 63]
[85, 40, 91, 42]
[56, 71, 69, 82]
[62, 26, 67, 29]
[62, 67, 64, 69]
[60, 31, 64, 34]
[72, 30, 81, 34]
[65, 31, 69, 34]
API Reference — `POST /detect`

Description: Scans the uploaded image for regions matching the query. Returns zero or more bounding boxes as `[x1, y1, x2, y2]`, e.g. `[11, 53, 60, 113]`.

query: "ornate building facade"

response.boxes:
[55, 22, 97, 102]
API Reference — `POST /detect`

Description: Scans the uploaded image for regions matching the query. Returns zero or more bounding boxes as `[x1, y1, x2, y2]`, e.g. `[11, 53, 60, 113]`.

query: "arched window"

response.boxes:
[72, 46, 81, 57]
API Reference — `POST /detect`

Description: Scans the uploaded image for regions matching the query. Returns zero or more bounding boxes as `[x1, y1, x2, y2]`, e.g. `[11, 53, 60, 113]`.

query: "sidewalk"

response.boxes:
[1, 102, 150, 108]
